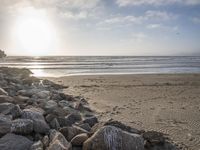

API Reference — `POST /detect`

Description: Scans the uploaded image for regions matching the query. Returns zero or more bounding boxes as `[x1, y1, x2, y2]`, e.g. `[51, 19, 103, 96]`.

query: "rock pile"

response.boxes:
[0, 67, 178, 150]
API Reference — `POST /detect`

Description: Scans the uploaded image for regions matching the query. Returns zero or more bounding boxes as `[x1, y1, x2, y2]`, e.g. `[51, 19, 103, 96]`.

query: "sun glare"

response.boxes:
[13, 7, 55, 56]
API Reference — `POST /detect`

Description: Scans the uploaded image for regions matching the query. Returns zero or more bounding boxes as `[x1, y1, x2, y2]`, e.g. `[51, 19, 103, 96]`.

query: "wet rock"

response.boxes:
[71, 133, 89, 146]
[0, 115, 11, 137]
[48, 129, 72, 150]
[21, 109, 50, 134]
[83, 116, 98, 127]
[11, 119, 33, 135]
[10, 104, 22, 119]
[0, 87, 8, 95]
[30, 140, 43, 150]
[50, 118, 60, 130]
[42, 135, 50, 148]
[0, 133, 33, 150]
[83, 126, 144, 150]
[0, 102, 15, 115]
[59, 126, 88, 141]
[0, 95, 14, 103]
[104, 120, 141, 134]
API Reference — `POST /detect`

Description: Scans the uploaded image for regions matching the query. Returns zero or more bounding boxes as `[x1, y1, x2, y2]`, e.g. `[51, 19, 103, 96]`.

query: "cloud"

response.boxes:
[192, 17, 200, 24]
[116, 0, 200, 6]
[99, 10, 176, 27]
[146, 24, 162, 29]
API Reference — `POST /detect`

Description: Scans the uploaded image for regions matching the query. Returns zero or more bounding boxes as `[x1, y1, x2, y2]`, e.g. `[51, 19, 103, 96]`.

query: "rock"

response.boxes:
[60, 126, 88, 141]
[25, 107, 45, 115]
[0, 115, 11, 137]
[11, 119, 33, 134]
[78, 123, 91, 132]
[83, 116, 98, 127]
[50, 118, 60, 130]
[71, 133, 89, 146]
[21, 109, 50, 134]
[48, 129, 72, 150]
[44, 100, 58, 111]
[45, 114, 57, 123]
[34, 133, 43, 141]
[30, 140, 43, 150]
[42, 135, 50, 148]
[142, 131, 177, 150]
[83, 126, 144, 150]
[64, 113, 82, 126]
[13, 95, 30, 104]
[0, 87, 8, 95]
[58, 100, 71, 108]
[0, 102, 15, 115]
[72, 147, 82, 150]
[0, 133, 33, 150]
[10, 104, 22, 119]
[104, 120, 141, 134]
[17, 89, 41, 97]
[0, 95, 14, 103]
[32, 90, 50, 99]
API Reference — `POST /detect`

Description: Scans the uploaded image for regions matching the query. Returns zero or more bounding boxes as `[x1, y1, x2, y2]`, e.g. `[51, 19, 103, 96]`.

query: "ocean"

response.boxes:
[0, 56, 200, 77]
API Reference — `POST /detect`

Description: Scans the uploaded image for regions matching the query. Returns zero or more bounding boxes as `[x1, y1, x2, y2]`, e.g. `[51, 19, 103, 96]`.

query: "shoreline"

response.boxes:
[46, 73, 200, 150]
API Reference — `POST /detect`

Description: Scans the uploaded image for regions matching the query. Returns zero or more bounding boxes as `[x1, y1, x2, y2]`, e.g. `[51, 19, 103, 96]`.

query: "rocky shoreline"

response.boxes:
[0, 67, 178, 150]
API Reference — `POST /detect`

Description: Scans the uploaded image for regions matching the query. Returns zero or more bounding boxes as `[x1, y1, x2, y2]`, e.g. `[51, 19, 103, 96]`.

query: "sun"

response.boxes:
[13, 7, 55, 56]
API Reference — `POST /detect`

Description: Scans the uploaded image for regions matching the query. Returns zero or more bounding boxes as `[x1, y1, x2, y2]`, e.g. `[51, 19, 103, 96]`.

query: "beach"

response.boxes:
[47, 74, 200, 150]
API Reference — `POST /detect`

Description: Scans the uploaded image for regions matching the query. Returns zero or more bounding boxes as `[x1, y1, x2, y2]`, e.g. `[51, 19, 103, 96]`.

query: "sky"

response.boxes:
[0, 0, 200, 56]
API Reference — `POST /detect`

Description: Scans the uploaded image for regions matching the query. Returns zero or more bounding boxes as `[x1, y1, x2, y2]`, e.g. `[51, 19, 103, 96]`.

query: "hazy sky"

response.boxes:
[0, 0, 200, 56]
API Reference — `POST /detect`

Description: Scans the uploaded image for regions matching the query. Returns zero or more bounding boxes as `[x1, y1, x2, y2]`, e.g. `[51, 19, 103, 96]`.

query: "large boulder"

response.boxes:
[0, 115, 11, 137]
[21, 109, 50, 134]
[83, 126, 144, 150]
[0, 133, 33, 150]
[11, 119, 33, 135]
[48, 129, 72, 150]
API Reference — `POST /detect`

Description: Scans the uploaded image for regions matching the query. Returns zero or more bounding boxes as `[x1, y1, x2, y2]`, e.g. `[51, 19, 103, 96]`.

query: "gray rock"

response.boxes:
[42, 135, 50, 148]
[0, 115, 11, 137]
[13, 95, 30, 104]
[0, 102, 15, 115]
[104, 120, 141, 134]
[11, 119, 33, 134]
[78, 123, 91, 132]
[32, 90, 50, 99]
[30, 140, 43, 150]
[58, 100, 71, 108]
[17, 89, 41, 97]
[21, 109, 50, 134]
[0, 133, 33, 150]
[44, 100, 58, 111]
[83, 126, 144, 150]
[0, 87, 8, 95]
[60, 126, 88, 141]
[83, 116, 98, 127]
[71, 133, 89, 146]
[10, 104, 22, 119]
[48, 129, 72, 150]
[64, 113, 82, 126]
[0, 95, 14, 103]
[50, 118, 60, 130]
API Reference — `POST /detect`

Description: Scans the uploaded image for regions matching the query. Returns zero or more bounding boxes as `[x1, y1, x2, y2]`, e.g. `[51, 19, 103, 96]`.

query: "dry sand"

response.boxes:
[46, 74, 200, 150]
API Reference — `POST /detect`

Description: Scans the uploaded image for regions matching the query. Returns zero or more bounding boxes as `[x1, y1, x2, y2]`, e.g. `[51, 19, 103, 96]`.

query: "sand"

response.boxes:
[46, 74, 200, 150]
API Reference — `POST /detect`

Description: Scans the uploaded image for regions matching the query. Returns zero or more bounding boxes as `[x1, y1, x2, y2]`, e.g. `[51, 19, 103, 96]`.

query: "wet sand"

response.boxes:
[46, 74, 200, 150]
